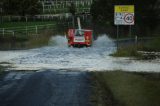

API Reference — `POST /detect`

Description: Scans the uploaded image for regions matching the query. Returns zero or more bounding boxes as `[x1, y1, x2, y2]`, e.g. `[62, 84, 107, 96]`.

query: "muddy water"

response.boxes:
[0, 35, 160, 72]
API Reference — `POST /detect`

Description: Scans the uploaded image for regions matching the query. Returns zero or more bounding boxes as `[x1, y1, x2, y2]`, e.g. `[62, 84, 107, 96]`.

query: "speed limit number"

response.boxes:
[124, 13, 134, 24]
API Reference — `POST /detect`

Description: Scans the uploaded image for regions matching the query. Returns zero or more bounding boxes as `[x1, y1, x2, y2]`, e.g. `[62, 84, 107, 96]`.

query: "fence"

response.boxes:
[0, 24, 56, 37]
[0, 14, 71, 22]
[40, 0, 92, 14]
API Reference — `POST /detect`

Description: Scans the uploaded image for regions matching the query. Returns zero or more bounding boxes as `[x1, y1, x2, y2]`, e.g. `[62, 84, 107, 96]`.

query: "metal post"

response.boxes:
[12, 31, 14, 37]
[129, 25, 132, 37]
[77, 17, 81, 30]
[135, 35, 137, 45]
[3, 28, 4, 37]
[117, 25, 119, 50]
[135, 35, 137, 50]
[25, 16, 28, 22]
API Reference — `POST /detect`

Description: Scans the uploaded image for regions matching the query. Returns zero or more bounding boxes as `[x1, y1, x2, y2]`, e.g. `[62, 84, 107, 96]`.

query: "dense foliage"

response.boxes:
[68, 2, 76, 16]
[91, 0, 160, 36]
[1, 0, 42, 16]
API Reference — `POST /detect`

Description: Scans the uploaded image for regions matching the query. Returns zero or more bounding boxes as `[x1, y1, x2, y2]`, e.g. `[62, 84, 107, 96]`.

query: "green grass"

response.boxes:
[91, 71, 160, 106]
[111, 46, 142, 58]
[91, 72, 120, 106]
[0, 21, 56, 28]
[111, 39, 160, 58]
[140, 38, 160, 52]
[27, 29, 53, 48]
[0, 66, 5, 76]
[0, 21, 56, 48]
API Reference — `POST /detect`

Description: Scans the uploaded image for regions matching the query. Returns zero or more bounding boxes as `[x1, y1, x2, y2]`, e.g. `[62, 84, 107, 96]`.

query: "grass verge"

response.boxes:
[27, 29, 53, 48]
[90, 72, 121, 106]
[0, 66, 3, 75]
[0, 66, 5, 76]
[0, 29, 53, 50]
[91, 71, 160, 106]
[111, 38, 160, 58]
[111, 46, 142, 58]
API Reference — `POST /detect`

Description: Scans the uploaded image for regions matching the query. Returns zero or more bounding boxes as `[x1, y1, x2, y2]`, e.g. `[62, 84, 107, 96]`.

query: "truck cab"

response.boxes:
[67, 29, 93, 47]
[67, 17, 93, 47]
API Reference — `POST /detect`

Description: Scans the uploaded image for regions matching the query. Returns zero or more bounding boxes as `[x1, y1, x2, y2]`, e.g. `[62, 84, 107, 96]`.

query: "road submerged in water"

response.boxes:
[0, 35, 160, 71]
[0, 35, 160, 106]
[0, 70, 91, 106]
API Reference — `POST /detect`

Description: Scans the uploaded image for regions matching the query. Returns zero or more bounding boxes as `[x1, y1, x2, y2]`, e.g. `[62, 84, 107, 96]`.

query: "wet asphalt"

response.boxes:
[0, 70, 91, 106]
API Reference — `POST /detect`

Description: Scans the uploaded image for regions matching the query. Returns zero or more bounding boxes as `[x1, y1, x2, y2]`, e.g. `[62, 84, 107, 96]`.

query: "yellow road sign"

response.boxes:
[115, 5, 134, 13]
[114, 5, 135, 25]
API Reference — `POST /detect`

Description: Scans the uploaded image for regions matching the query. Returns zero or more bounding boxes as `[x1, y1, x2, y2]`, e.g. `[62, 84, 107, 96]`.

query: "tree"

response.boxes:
[90, 0, 160, 36]
[69, 2, 76, 16]
[2, 0, 20, 15]
[2, 0, 42, 16]
[0, 1, 3, 23]
[68, 2, 76, 28]
[18, 0, 42, 16]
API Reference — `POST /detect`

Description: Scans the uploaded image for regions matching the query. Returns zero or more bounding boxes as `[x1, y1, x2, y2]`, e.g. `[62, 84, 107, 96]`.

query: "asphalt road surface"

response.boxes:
[0, 70, 91, 106]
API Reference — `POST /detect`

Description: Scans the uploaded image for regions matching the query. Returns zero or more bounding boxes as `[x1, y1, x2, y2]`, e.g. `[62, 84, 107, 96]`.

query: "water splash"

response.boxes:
[93, 35, 115, 48]
[49, 35, 68, 48]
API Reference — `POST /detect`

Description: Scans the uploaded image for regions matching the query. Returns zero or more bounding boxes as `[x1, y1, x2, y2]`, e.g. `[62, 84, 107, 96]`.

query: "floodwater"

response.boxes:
[0, 35, 160, 72]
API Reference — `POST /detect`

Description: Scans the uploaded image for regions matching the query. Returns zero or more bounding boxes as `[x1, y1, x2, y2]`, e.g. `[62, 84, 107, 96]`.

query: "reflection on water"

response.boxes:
[0, 42, 28, 50]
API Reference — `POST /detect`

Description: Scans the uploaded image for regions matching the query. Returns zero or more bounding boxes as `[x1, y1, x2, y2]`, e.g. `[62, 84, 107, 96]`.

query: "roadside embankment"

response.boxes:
[111, 38, 160, 59]
[91, 71, 160, 106]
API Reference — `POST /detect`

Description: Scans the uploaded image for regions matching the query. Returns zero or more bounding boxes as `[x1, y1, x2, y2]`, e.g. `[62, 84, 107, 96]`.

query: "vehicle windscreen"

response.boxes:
[75, 30, 84, 36]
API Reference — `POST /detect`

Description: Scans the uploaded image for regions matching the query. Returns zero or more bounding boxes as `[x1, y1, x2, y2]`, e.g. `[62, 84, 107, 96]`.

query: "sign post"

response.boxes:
[114, 5, 135, 50]
[116, 25, 119, 50]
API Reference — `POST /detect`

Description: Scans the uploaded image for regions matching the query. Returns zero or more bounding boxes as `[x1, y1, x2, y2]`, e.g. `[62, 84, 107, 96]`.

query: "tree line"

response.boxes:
[90, 0, 160, 36]
[1, 0, 42, 16]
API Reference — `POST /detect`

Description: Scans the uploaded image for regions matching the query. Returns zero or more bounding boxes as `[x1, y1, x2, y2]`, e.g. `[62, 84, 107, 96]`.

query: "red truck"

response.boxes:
[67, 29, 93, 47]
[67, 17, 93, 47]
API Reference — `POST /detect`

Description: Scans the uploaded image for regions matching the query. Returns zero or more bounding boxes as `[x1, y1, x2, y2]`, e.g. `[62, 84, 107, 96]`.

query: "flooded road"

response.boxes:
[0, 35, 160, 106]
[0, 35, 160, 72]
[0, 70, 91, 106]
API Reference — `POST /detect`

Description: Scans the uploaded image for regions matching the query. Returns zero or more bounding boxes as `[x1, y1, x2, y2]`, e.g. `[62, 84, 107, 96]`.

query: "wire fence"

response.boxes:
[40, 0, 92, 14]
[0, 24, 56, 37]
[0, 14, 71, 22]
